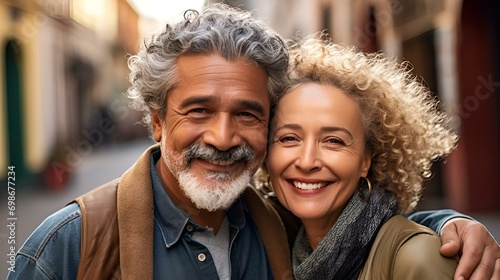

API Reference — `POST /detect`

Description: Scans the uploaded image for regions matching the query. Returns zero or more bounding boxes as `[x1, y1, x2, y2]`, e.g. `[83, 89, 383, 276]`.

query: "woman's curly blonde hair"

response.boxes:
[261, 34, 458, 214]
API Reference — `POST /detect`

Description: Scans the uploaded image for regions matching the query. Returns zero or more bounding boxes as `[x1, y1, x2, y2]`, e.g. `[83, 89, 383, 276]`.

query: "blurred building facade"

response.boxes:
[212, 0, 500, 212]
[0, 0, 146, 186]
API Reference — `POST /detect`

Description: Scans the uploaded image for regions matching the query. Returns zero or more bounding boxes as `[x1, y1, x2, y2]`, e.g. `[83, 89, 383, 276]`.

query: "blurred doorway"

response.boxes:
[401, 30, 446, 209]
[4, 39, 26, 180]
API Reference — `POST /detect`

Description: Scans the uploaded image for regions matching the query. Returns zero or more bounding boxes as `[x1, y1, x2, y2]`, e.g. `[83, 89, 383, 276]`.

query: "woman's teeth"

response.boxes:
[292, 181, 328, 190]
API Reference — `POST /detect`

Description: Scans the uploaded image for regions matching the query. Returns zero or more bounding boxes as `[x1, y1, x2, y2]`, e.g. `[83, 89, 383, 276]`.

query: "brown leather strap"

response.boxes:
[243, 187, 294, 279]
[73, 179, 122, 280]
[116, 147, 155, 280]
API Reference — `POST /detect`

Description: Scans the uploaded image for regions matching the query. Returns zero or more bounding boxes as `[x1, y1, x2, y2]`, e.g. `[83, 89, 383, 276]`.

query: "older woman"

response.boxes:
[261, 35, 459, 279]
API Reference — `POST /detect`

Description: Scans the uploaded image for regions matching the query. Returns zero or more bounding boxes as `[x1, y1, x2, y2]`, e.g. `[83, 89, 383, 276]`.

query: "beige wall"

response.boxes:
[0, 4, 56, 177]
[1, 0, 141, 180]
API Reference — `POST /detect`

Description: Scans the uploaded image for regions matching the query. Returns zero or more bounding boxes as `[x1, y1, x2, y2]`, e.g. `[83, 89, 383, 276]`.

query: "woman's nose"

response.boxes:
[295, 142, 322, 172]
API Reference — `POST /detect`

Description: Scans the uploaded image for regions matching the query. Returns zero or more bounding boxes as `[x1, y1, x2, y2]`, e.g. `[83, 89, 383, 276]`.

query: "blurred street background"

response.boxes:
[1, 0, 499, 277]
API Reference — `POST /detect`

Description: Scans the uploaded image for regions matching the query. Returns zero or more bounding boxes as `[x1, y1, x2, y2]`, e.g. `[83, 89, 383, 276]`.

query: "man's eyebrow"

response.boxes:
[180, 96, 266, 115]
[239, 100, 266, 116]
[179, 96, 215, 109]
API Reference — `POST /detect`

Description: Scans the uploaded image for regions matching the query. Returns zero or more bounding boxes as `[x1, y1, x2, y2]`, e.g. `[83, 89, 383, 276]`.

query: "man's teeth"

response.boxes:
[292, 181, 328, 190]
[207, 159, 234, 166]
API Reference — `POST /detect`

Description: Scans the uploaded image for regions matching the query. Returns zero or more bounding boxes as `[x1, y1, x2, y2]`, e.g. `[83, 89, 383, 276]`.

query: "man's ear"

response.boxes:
[151, 110, 162, 142]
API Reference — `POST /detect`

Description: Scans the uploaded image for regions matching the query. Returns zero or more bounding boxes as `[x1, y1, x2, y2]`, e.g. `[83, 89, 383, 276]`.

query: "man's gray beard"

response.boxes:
[177, 169, 253, 212]
[161, 141, 262, 212]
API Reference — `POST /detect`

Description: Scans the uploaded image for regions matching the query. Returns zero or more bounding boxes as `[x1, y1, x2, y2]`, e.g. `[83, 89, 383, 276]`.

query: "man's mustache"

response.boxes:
[184, 144, 255, 163]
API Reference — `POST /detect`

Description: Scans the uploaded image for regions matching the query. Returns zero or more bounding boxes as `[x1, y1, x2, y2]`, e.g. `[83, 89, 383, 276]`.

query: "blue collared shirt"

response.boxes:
[149, 150, 272, 279]
[7, 151, 272, 280]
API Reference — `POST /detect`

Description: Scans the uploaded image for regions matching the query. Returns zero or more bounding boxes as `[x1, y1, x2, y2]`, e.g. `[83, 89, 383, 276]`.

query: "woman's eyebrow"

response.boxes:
[321, 126, 354, 139]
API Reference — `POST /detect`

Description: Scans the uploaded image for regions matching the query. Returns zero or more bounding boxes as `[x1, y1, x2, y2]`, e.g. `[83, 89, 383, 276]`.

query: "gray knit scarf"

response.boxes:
[292, 185, 399, 280]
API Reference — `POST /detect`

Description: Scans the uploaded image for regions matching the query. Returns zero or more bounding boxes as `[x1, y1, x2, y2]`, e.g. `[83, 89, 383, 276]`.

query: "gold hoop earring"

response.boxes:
[360, 177, 372, 200]
[265, 175, 274, 191]
[261, 175, 275, 198]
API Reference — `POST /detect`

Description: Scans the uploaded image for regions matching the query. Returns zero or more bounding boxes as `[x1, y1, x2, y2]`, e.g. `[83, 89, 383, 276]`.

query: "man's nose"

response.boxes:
[202, 113, 243, 151]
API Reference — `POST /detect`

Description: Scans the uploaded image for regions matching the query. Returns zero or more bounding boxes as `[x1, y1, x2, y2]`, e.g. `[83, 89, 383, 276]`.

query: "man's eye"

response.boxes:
[187, 108, 212, 119]
[238, 112, 258, 119]
[189, 108, 208, 114]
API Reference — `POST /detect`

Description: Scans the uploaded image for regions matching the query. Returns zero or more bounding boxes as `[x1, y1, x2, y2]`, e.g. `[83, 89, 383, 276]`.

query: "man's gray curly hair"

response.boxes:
[126, 3, 289, 128]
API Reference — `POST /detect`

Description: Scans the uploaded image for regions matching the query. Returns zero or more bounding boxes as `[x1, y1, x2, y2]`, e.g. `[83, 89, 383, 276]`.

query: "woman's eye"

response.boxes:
[326, 137, 345, 145]
[279, 135, 298, 143]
